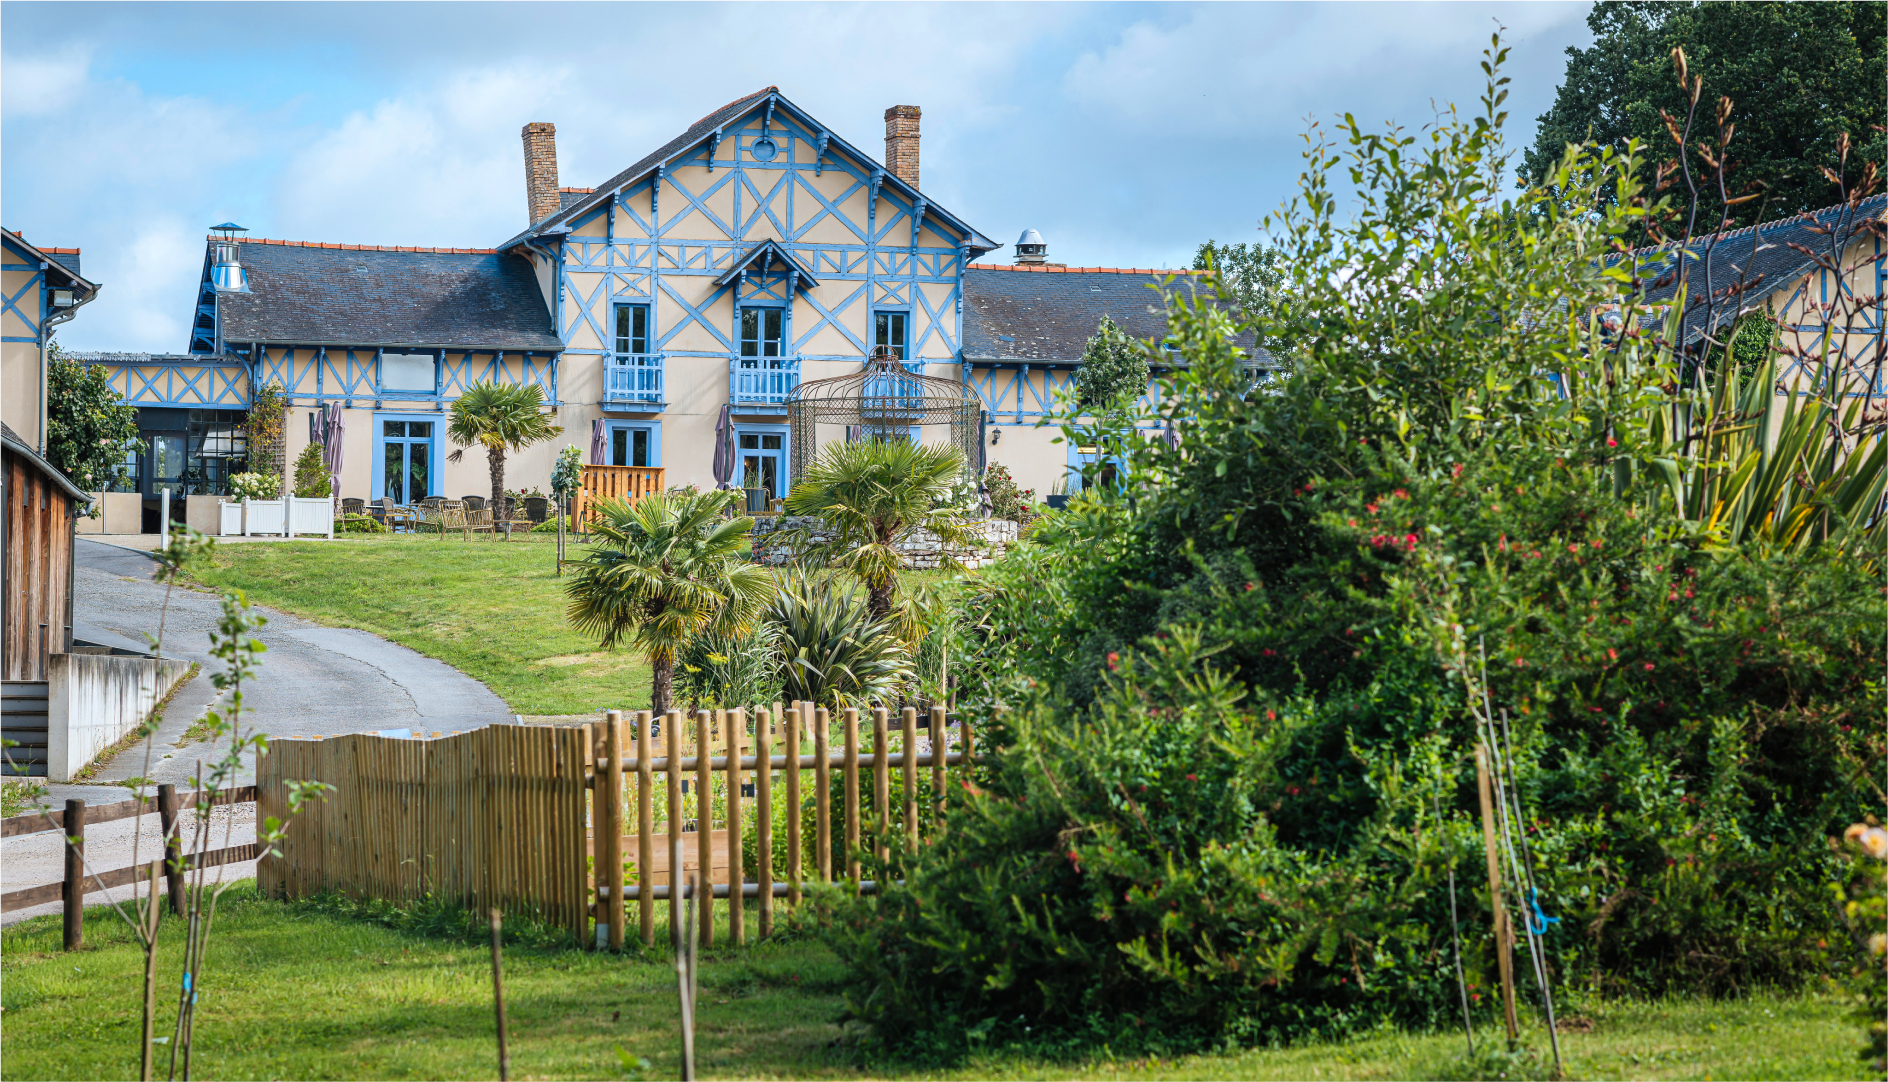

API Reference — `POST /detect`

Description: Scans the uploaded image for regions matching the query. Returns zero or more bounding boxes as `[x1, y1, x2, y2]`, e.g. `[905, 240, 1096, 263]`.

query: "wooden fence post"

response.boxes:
[158, 784, 185, 917]
[603, 711, 626, 952]
[872, 707, 890, 866]
[786, 704, 803, 908]
[843, 707, 861, 884]
[697, 710, 714, 949]
[727, 707, 745, 947]
[756, 707, 774, 938]
[637, 710, 654, 947]
[815, 706, 832, 884]
[62, 798, 85, 951]
[666, 710, 684, 951]
[901, 707, 918, 852]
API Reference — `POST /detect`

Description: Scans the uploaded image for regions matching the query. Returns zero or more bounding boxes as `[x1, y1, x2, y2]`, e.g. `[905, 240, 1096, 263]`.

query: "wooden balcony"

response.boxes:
[576, 465, 665, 525]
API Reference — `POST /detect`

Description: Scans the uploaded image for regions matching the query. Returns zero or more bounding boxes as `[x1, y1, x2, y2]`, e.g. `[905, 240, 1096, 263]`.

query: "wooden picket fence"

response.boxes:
[256, 702, 974, 949]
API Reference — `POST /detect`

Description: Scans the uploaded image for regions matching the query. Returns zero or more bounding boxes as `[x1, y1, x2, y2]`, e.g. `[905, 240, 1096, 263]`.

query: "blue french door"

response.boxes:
[378, 419, 435, 503]
[735, 426, 787, 498]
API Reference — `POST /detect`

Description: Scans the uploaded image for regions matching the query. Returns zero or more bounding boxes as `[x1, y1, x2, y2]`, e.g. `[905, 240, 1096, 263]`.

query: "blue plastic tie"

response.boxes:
[1526, 887, 1560, 935]
[181, 972, 192, 993]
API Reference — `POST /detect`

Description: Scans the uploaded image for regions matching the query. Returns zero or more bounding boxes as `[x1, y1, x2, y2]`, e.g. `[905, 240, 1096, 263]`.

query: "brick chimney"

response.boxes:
[883, 105, 920, 189]
[522, 122, 560, 226]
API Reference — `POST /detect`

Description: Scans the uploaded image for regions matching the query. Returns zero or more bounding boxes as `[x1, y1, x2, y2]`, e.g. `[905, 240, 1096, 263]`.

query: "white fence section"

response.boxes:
[239, 497, 334, 538]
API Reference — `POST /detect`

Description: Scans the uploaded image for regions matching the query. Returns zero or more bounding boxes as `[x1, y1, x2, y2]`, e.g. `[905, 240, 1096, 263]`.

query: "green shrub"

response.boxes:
[336, 514, 386, 534]
[227, 472, 280, 502]
[768, 575, 911, 709]
[292, 440, 331, 498]
[982, 464, 1035, 524]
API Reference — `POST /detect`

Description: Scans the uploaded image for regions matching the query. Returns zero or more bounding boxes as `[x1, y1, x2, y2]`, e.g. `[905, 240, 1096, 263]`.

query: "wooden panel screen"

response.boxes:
[575, 465, 664, 526]
[259, 726, 592, 944]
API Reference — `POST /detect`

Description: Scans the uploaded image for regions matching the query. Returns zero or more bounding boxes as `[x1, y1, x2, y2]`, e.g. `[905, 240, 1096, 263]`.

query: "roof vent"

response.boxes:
[1015, 228, 1047, 264]
[209, 223, 250, 293]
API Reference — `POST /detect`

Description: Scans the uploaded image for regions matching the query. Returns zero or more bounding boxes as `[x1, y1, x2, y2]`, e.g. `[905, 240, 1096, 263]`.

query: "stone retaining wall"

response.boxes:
[750, 516, 1020, 569]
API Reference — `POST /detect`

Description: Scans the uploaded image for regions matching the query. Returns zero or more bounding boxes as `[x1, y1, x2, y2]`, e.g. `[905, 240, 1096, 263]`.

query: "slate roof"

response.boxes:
[213, 240, 562, 351]
[499, 88, 997, 256]
[1626, 194, 1886, 344]
[962, 265, 1268, 366]
[2, 230, 97, 294]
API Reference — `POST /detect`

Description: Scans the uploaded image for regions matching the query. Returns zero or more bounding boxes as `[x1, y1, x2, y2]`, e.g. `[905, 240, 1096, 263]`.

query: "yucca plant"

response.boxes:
[769, 574, 912, 709]
[564, 489, 774, 714]
[1647, 314, 1886, 561]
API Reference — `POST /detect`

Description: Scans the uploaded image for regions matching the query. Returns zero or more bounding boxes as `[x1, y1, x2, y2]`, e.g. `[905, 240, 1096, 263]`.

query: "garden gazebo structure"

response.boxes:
[785, 350, 983, 485]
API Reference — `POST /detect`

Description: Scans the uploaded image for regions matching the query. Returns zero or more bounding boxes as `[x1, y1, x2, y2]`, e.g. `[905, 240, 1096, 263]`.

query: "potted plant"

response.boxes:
[743, 468, 767, 514]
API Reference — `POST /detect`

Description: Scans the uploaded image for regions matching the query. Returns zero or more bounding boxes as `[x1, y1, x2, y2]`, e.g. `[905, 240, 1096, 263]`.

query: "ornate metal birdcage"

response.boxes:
[786, 349, 983, 485]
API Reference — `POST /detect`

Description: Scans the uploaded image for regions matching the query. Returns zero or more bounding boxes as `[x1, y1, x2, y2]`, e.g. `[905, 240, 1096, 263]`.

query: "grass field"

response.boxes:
[0, 884, 1867, 1082]
[188, 534, 646, 716]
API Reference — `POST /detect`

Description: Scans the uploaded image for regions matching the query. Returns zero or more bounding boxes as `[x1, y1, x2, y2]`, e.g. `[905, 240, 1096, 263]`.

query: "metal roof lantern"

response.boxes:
[1015, 228, 1047, 264]
[209, 223, 250, 293]
[785, 348, 985, 485]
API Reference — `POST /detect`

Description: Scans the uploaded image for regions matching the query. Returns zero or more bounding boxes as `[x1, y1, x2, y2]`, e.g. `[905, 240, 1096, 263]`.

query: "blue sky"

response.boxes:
[1, 1, 1592, 352]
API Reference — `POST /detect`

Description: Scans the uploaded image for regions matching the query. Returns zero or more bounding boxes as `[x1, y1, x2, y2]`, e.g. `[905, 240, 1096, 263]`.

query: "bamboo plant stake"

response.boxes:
[872, 707, 891, 866]
[815, 706, 832, 884]
[902, 707, 919, 852]
[666, 710, 683, 951]
[786, 704, 803, 907]
[1476, 744, 1521, 1046]
[697, 710, 715, 948]
[727, 707, 745, 946]
[676, 875, 697, 1082]
[637, 711, 654, 946]
[490, 908, 511, 1082]
[756, 707, 775, 938]
[603, 712, 626, 951]
[843, 707, 861, 883]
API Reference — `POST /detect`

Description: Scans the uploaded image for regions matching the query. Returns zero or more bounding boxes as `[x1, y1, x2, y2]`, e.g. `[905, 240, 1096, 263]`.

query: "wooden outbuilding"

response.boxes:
[2, 421, 85, 681]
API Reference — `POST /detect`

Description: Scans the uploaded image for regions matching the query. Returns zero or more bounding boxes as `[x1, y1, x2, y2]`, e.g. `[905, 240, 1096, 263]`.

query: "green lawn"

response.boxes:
[0, 884, 1868, 1081]
[187, 534, 650, 716]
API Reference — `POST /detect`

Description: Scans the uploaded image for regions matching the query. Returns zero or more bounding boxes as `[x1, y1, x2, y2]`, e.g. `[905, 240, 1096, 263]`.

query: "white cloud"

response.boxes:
[0, 47, 91, 118]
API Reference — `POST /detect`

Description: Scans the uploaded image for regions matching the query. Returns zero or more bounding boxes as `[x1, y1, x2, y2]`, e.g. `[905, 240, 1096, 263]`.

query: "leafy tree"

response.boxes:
[783, 438, 975, 621]
[1072, 316, 1148, 412]
[44, 342, 138, 494]
[291, 440, 331, 498]
[564, 489, 773, 715]
[1192, 240, 1302, 364]
[1524, 1, 1885, 234]
[445, 381, 563, 511]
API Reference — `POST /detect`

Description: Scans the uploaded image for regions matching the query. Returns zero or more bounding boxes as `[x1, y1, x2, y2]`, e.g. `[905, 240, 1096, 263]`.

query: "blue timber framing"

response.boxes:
[74, 354, 251, 408]
[242, 343, 558, 408]
[533, 94, 988, 410]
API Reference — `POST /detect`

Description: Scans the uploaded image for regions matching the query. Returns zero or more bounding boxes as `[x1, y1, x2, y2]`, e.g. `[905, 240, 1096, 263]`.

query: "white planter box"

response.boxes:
[219, 500, 243, 536]
[239, 496, 334, 538]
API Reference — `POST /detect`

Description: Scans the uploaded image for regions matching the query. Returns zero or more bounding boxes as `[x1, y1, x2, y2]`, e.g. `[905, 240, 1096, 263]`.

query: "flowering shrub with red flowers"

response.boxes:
[855, 40, 1885, 1062]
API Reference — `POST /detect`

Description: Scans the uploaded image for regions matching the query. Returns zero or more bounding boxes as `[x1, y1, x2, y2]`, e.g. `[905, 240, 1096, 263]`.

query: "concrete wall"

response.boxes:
[185, 494, 223, 535]
[74, 492, 143, 534]
[46, 652, 192, 783]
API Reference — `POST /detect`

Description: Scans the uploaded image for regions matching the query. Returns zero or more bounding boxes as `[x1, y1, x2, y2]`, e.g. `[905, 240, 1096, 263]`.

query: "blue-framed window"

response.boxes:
[605, 420, 662, 468]
[734, 423, 788, 498]
[873, 311, 907, 360]
[740, 307, 784, 360]
[615, 303, 649, 355]
[373, 413, 440, 502]
[1066, 441, 1122, 493]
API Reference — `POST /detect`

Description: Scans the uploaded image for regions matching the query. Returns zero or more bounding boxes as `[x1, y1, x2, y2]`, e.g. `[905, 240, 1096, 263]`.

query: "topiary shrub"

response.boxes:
[292, 440, 331, 498]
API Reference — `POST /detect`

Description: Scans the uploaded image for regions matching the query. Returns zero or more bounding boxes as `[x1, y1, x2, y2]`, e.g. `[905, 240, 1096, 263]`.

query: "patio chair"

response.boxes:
[464, 508, 496, 538]
[462, 495, 487, 513]
[342, 498, 365, 516]
[521, 496, 549, 523]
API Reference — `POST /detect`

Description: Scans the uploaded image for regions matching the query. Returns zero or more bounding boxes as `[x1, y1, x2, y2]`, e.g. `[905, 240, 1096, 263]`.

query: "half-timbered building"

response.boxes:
[63, 89, 1254, 514]
[2, 231, 99, 455]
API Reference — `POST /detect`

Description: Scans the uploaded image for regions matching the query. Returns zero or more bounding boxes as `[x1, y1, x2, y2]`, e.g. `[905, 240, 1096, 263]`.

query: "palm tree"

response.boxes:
[784, 439, 976, 621]
[564, 489, 774, 714]
[446, 382, 562, 513]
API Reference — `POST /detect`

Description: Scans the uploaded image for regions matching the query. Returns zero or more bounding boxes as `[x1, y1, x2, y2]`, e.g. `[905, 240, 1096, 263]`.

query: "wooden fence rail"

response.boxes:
[255, 702, 977, 951]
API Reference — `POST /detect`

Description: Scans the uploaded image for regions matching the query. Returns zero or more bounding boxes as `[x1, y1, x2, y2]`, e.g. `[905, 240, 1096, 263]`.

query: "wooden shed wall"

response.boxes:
[2, 447, 74, 681]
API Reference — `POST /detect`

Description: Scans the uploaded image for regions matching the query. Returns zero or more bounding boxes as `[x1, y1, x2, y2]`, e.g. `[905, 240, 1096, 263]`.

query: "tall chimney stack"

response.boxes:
[883, 105, 920, 189]
[522, 122, 560, 226]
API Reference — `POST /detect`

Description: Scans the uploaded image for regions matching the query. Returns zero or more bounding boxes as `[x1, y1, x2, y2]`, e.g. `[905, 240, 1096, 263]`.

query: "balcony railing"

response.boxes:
[605, 353, 665, 407]
[729, 354, 801, 407]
